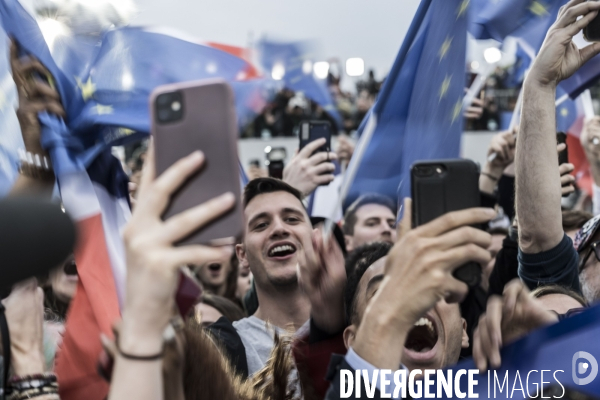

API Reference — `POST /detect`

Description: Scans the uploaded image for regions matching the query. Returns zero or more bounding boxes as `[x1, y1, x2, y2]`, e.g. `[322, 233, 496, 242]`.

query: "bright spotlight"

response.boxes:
[470, 61, 480, 71]
[121, 71, 134, 90]
[313, 61, 330, 79]
[345, 58, 365, 77]
[483, 47, 502, 64]
[271, 63, 285, 81]
[302, 60, 313, 74]
[38, 18, 68, 49]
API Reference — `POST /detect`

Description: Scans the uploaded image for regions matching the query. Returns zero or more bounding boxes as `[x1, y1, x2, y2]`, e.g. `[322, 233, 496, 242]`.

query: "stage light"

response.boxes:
[271, 63, 285, 80]
[470, 61, 480, 71]
[313, 61, 329, 79]
[38, 18, 67, 49]
[302, 60, 313, 74]
[484, 47, 502, 64]
[346, 58, 365, 77]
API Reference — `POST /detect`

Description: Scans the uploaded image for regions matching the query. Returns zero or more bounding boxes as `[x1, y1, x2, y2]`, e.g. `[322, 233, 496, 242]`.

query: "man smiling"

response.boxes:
[209, 177, 346, 378]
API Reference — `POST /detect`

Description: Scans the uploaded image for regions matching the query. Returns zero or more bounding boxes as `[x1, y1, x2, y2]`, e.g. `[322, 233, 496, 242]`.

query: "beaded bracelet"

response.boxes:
[7, 373, 59, 400]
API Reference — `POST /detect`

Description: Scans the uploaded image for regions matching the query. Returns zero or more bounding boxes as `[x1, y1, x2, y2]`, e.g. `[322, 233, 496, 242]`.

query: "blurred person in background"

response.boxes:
[193, 253, 238, 303]
[342, 194, 397, 252]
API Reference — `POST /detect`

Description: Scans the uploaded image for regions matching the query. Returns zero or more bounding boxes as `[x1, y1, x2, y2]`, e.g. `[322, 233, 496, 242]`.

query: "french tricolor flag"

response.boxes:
[54, 150, 130, 400]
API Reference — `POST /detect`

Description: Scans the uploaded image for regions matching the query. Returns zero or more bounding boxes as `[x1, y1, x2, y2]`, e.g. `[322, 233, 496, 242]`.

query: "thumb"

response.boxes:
[398, 197, 413, 238]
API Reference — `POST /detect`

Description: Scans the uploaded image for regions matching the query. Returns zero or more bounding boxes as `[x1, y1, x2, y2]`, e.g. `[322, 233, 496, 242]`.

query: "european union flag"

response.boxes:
[257, 39, 342, 129]
[560, 48, 600, 99]
[0, 0, 266, 175]
[0, 24, 22, 196]
[346, 0, 468, 206]
[556, 88, 577, 133]
[470, 0, 565, 42]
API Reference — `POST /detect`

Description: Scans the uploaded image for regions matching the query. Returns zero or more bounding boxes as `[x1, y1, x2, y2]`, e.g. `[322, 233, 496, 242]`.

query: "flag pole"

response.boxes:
[323, 0, 433, 242]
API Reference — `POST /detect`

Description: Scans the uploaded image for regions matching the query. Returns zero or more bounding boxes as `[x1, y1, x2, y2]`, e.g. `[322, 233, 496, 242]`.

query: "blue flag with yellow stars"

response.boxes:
[470, 0, 566, 42]
[0, 0, 266, 176]
[556, 87, 577, 133]
[346, 0, 469, 207]
[257, 39, 343, 130]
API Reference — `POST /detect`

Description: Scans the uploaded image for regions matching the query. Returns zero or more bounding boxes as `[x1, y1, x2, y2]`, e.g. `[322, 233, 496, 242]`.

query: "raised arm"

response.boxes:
[517, 0, 600, 253]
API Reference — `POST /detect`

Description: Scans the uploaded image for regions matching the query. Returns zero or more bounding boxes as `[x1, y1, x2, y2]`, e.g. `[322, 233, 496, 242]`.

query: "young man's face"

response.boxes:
[345, 204, 397, 252]
[344, 258, 468, 371]
[237, 191, 314, 290]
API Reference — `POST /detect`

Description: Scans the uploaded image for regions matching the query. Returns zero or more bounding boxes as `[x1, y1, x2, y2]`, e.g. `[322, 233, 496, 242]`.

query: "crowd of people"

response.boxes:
[3, 1, 600, 400]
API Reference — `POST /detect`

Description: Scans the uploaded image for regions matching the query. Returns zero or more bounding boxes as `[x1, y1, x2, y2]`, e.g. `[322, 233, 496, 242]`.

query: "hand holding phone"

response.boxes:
[411, 159, 485, 288]
[151, 79, 243, 246]
[283, 138, 338, 196]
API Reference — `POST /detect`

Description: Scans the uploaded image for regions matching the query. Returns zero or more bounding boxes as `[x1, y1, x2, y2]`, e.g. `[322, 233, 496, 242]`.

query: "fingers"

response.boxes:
[313, 173, 335, 186]
[443, 278, 469, 304]
[472, 325, 486, 372]
[298, 138, 328, 159]
[567, 9, 598, 36]
[398, 197, 412, 238]
[435, 226, 492, 251]
[307, 150, 338, 166]
[169, 245, 233, 271]
[162, 192, 236, 242]
[310, 161, 336, 176]
[141, 150, 204, 214]
[556, 0, 598, 29]
[580, 41, 600, 65]
[417, 208, 496, 238]
[439, 243, 492, 273]
[559, 162, 574, 176]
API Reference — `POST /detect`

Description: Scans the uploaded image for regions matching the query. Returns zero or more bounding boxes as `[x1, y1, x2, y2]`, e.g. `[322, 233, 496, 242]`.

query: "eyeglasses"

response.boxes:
[578, 240, 600, 272]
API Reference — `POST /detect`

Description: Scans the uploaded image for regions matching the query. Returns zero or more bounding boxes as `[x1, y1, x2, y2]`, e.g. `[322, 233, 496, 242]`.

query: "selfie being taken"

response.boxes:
[0, 0, 600, 399]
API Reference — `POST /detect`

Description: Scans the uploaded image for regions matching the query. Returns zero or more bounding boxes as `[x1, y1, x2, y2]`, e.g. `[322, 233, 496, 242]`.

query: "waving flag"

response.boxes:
[343, 0, 468, 207]
[0, 1, 265, 399]
[257, 39, 343, 129]
[435, 305, 600, 399]
[0, 24, 22, 196]
[470, 0, 565, 42]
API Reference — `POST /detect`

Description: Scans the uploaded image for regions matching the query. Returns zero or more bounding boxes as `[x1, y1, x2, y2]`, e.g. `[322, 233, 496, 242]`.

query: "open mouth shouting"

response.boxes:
[403, 313, 440, 363]
[267, 241, 297, 261]
[207, 263, 222, 277]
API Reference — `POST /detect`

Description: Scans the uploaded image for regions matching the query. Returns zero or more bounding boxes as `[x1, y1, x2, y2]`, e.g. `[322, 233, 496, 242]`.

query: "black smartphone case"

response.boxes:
[411, 159, 482, 287]
[584, 8, 600, 43]
[299, 120, 332, 154]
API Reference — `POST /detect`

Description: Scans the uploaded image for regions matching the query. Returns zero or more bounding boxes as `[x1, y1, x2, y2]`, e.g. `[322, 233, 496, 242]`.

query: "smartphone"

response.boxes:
[411, 159, 482, 287]
[584, 1, 600, 42]
[265, 146, 286, 179]
[151, 79, 243, 246]
[557, 132, 569, 166]
[299, 120, 332, 154]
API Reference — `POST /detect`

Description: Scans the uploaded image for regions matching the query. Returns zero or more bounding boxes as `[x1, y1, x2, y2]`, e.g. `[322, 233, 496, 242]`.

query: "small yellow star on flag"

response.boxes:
[451, 98, 463, 124]
[76, 77, 96, 101]
[92, 104, 113, 115]
[439, 36, 453, 61]
[457, 0, 470, 18]
[530, 0, 549, 16]
[560, 107, 569, 117]
[439, 75, 452, 101]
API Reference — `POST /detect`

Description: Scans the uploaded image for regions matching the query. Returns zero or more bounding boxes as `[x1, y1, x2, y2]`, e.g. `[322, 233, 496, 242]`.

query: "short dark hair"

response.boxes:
[243, 177, 303, 208]
[344, 242, 392, 325]
[531, 284, 587, 307]
[562, 210, 593, 233]
[342, 194, 396, 236]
